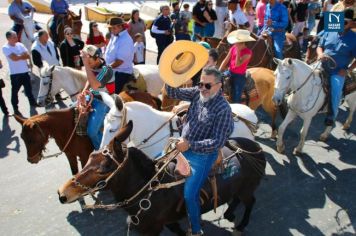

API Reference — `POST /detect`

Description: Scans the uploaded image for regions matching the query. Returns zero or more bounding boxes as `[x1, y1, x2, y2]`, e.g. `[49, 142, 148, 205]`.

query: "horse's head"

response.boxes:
[272, 58, 294, 105]
[21, 11, 35, 43]
[305, 36, 319, 64]
[68, 9, 83, 39]
[14, 115, 50, 164]
[99, 92, 126, 149]
[58, 121, 133, 204]
[37, 65, 56, 106]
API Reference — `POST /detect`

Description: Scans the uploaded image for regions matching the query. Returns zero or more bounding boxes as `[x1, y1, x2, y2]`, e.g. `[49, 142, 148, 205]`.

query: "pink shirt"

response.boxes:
[229, 45, 252, 74]
[256, 1, 266, 27]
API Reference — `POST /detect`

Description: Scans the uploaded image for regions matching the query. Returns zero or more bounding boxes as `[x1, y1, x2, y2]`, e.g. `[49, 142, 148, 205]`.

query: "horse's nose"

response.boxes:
[58, 191, 67, 204]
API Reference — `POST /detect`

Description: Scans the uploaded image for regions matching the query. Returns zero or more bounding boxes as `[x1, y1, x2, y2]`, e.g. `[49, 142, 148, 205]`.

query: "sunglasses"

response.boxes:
[198, 82, 220, 90]
[66, 33, 72, 35]
[93, 24, 98, 27]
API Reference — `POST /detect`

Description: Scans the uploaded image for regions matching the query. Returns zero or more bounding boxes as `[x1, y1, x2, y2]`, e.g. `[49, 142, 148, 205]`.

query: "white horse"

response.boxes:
[99, 92, 258, 158]
[38, 65, 87, 106]
[272, 58, 356, 155]
[20, 11, 36, 53]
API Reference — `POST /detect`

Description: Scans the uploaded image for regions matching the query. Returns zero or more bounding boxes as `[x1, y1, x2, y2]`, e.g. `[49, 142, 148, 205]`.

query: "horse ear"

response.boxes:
[99, 91, 115, 108]
[273, 58, 282, 65]
[14, 115, 26, 125]
[114, 94, 124, 111]
[114, 120, 133, 144]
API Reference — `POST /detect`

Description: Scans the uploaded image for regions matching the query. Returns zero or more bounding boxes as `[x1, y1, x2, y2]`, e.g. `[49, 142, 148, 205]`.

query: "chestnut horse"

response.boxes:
[14, 108, 92, 175]
[197, 32, 301, 69]
[47, 10, 83, 45]
[58, 121, 266, 236]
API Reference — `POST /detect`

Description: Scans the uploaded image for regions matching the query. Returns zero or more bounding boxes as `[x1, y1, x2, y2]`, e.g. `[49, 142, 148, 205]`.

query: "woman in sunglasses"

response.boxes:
[59, 27, 84, 69]
[86, 21, 106, 49]
[219, 29, 254, 103]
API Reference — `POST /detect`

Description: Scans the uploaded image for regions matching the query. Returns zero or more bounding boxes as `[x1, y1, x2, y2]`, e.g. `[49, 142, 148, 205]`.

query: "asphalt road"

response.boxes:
[0, 4, 356, 236]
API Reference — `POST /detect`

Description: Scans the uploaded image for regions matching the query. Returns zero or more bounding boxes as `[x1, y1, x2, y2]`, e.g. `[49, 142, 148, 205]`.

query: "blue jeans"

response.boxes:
[272, 32, 285, 59]
[230, 72, 247, 103]
[204, 22, 215, 37]
[183, 149, 218, 234]
[326, 74, 345, 125]
[10, 73, 36, 111]
[87, 98, 110, 150]
[192, 24, 205, 41]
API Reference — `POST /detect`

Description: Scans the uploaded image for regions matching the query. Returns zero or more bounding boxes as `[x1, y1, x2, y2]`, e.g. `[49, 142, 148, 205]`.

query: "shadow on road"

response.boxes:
[0, 116, 20, 158]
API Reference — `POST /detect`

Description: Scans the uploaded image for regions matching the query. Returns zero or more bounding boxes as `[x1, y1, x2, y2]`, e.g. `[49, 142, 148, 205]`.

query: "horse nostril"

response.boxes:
[58, 192, 67, 204]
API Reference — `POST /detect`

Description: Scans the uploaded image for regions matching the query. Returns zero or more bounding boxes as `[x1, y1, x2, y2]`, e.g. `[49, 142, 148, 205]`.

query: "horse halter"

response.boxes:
[26, 122, 49, 161]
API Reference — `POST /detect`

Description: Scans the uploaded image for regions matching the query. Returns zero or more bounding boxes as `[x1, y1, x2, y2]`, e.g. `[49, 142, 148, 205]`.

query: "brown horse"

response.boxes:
[198, 33, 301, 69]
[58, 121, 266, 236]
[162, 68, 283, 138]
[119, 91, 162, 110]
[47, 10, 83, 45]
[14, 108, 92, 175]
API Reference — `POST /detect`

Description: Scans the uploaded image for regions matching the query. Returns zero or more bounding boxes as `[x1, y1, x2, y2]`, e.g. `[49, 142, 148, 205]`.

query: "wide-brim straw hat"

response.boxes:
[227, 29, 256, 44]
[159, 40, 209, 88]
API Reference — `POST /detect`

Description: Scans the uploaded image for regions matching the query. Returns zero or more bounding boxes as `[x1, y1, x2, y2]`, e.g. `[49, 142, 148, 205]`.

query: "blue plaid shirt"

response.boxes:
[166, 85, 234, 154]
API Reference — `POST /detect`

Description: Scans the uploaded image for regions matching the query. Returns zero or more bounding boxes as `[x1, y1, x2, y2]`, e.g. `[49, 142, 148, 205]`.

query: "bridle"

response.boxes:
[38, 66, 80, 106]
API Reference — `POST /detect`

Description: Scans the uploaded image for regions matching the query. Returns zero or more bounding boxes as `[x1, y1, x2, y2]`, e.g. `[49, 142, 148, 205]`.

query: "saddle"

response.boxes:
[163, 140, 241, 212]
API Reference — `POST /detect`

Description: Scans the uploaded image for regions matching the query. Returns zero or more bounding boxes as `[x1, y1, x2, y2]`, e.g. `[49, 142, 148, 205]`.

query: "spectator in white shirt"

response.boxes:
[134, 33, 145, 65]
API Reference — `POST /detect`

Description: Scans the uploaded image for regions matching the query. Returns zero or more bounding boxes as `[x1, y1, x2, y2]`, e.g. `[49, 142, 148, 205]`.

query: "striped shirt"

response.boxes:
[166, 85, 234, 154]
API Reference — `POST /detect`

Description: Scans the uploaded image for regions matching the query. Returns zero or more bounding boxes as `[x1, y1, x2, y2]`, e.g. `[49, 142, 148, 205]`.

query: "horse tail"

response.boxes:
[151, 95, 162, 111]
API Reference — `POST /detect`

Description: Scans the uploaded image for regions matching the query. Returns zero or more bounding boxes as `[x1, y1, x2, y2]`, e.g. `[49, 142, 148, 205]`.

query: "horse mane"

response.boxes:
[26, 108, 74, 127]
[127, 147, 156, 179]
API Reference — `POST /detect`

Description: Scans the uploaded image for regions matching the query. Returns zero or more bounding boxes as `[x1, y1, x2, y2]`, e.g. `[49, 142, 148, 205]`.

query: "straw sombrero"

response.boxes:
[159, 40, 209, 88]
[227, 29, 256, 44]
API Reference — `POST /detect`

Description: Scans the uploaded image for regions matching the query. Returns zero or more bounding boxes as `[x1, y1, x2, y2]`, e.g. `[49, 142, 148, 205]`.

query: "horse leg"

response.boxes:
[319, 126, 333, 142]
[165, 222, 185, 236]
[262, 102, 278, 139]
[224, 197, 241, 222]
[294, 117, 312, 155]
[234, 196, 256, 235]
[343, 97, 356, 130]
[67, 154, 79, 175]
[277, 110, 297, 153]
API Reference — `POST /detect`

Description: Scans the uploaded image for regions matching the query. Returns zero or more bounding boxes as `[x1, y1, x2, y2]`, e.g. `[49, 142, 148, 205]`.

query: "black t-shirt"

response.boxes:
[295, 2, 308, 22]
[193, 2, 207, 27]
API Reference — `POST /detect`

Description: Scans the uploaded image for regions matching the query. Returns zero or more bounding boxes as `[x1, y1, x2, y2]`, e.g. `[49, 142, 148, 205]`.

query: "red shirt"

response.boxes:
[229, 45, 252, 74]
[86, 34, 106, 45]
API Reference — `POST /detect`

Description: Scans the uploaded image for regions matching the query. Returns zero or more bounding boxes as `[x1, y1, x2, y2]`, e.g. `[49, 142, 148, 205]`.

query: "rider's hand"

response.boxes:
[165, 30, 171, 35]
[317, 53, 327, 61]
[176, 138, 190, 152]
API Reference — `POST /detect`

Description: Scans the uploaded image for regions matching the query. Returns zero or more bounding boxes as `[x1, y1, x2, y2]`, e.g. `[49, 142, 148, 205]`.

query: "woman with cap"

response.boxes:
[219, 29, 254, 103]
[80, 44, 115, 150]
[161, 41, 234, 236]
[59, 27, 84, 69]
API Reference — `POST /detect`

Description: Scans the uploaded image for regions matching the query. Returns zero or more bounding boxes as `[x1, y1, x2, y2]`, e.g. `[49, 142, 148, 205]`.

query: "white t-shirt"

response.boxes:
[134, 42, 145, 63]
[229, 8, 248, 26]
[2, 42, 29, 75]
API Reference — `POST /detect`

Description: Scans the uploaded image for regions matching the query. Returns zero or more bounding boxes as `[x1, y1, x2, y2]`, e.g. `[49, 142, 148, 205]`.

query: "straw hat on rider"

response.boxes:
[159, 40, 209, 88]
[227, 29, 256, 44]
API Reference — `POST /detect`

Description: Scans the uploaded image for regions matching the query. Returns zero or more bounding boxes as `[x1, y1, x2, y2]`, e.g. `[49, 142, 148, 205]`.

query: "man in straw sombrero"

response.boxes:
[159, 40, 234, 235]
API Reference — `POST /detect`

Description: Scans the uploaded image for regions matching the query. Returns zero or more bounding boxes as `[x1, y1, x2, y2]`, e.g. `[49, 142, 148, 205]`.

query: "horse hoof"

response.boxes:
[276, 144, 285, 153]
[271, 130, 278, 140]
[342, 124, 350, 130]
[293, 148, 303, 156]
[232, 229, 243, 236]
[319, 135, 328, 142]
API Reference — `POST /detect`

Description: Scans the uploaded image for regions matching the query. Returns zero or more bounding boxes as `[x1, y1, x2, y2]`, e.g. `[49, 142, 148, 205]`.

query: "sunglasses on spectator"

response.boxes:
[198, 82, 220, 90]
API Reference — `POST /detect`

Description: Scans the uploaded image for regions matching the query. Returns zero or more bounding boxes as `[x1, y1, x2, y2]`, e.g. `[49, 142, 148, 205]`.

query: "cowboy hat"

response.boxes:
[227, 29, 256, 44]
[159, 40, 209, 88]
[107, 17, 124, 27]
